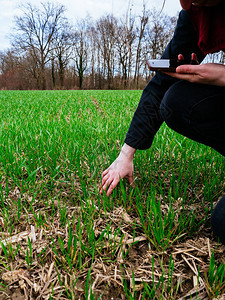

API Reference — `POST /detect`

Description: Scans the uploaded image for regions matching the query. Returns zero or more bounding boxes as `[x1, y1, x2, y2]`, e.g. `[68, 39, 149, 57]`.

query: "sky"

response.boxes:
[0, 0, 182, 51]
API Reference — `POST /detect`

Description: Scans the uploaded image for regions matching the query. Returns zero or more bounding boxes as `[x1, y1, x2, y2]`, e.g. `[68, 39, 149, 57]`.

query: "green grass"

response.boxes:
[0, 90, 224, 299]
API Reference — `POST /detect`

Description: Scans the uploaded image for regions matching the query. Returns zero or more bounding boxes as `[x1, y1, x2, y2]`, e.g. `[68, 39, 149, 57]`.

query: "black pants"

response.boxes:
[160, 80, 225, 244]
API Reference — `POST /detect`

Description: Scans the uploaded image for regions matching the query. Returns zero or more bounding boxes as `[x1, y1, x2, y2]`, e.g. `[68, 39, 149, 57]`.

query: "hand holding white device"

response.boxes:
[147, 58, 199, 72]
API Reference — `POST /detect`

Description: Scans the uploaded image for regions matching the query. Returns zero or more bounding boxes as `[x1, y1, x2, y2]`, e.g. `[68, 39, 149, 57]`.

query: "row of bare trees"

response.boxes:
[0, 1, 177, 90]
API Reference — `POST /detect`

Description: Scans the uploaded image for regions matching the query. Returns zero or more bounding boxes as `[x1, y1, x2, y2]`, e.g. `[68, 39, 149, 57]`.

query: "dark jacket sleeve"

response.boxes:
[124, 9, 205, 150]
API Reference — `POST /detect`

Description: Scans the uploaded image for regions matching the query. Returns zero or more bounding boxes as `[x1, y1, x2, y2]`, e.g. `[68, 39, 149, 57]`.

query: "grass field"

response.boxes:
[0, 90, 224, 299]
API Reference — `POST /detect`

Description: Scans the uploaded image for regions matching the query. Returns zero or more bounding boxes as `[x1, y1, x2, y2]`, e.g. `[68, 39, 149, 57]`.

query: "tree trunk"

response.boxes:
[52, 59, 55, 89]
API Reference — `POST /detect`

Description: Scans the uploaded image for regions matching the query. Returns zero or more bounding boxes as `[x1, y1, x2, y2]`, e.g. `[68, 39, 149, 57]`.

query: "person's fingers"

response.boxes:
[176, 64, 200, 74]
[106, 177, 120, 197]
[102, 175, 114, 192]
[102, 168, 109, 178]
[191, 53, 196, 61]
[127, 174, 134, 187]
[178, 54, 184, 61]
[107, 186, 114, 197]
[101, 173, 110, 185]
[191, 53, 199, 64]
[99, 182, 104, 194]
[99, 173, 111, 194]
[99, 178, 106, 193]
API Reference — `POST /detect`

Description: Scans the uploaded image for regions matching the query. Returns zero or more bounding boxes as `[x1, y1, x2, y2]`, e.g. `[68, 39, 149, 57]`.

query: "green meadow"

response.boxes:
[0, 90, 224, 299]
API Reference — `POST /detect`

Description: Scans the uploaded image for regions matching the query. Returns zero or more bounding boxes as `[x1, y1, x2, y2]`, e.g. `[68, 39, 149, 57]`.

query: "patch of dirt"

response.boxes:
[0, 288, 24, 300]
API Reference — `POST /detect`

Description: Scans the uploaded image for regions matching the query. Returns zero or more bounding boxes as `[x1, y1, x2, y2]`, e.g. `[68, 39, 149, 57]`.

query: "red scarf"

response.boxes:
[188, 3, 225, 55]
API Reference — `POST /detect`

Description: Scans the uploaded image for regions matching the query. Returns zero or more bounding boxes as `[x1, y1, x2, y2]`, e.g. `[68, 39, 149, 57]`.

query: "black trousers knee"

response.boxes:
[160, 80, 225, 156]
[211, 195, 225, 245]
[160, 80, 225, 244]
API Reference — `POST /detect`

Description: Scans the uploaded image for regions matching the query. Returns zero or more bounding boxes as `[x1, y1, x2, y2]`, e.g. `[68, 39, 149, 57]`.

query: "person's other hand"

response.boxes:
[164, 54, 225, 87]
[100, 144, 136, 197]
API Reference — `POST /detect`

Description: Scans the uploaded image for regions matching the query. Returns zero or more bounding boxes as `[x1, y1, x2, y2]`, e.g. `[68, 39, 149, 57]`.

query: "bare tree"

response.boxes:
[72, 20, 89, 89]
[116, 15, 135, 88]
[11, 1, 66, 89]
[143, 10, 176, 81]
[148, 10, 176, 59]
[88, 25, 98, 88]
[0, 50, 19, 74]
[96, 15, 117, 89]
[0, 49, 37, 89]
[52, 22, 73, 88]
[133, 6, 149, 89]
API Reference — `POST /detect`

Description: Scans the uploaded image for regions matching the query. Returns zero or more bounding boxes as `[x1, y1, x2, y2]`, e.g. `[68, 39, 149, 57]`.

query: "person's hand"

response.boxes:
[164, 54, 225, 87]
[100, 144, 136, 197]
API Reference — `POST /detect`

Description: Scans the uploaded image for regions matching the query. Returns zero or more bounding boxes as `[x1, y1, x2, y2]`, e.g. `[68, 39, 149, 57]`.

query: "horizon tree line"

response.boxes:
[0, 1, 184, 90]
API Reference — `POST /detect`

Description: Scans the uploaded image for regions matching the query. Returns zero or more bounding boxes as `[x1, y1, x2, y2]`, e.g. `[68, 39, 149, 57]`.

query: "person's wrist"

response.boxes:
[119, 144, 136, 160]
[220, 65, 225, 86]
